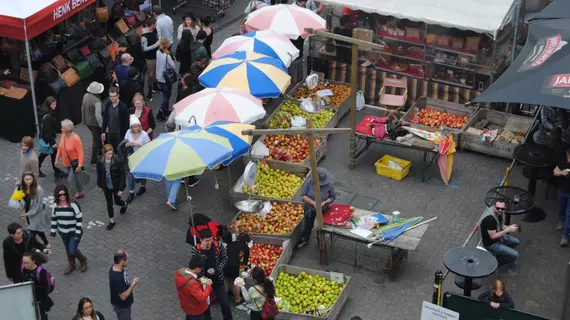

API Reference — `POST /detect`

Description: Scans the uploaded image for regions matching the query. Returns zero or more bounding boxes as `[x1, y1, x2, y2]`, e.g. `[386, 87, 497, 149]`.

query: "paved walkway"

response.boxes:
[0, 2, 565, 319]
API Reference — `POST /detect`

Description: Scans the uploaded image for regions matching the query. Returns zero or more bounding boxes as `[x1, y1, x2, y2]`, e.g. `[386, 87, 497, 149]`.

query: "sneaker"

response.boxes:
[126, 193, 135, 204]
[166, 201, 177, 210]
[146, 95, 154, 102]
[106, 222, 116, 230]
[74, 192, 85, 199]
[562, 238, 569, 247]
[296, 240, 309, 249]
[235, 302, 249, 311]
[120, 202, 128, 214]
[188, 177, 200, 187]
[136, 186, 147, 196]
[558, 222, 564, 231]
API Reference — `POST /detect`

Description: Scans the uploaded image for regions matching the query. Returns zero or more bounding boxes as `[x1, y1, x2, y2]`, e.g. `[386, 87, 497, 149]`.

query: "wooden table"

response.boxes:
[355, 132, 438, 182]
[321, 208, 430, 279]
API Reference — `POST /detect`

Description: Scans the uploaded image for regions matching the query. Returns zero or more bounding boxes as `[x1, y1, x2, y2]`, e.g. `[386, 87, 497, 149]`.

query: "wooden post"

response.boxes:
[349, 30, 359, 169]
[306, 119, 327, 265]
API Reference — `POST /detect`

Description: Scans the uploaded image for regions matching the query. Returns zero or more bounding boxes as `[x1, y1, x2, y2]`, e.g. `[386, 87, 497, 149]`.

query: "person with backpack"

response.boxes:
[186, 214, 221, 246]
[3, 222, 50, 283]
[175, 256, 213, 320]
[237, 266, 278, 320]
[190, 229, 233, 320]
[22, 252, 54, 320]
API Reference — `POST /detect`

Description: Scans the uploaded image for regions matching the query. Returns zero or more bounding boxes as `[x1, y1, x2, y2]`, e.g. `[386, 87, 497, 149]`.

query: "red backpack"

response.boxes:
[253, 286, 279, 319]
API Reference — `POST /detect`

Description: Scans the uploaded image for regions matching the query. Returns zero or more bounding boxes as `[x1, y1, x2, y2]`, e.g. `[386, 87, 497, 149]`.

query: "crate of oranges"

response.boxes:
[288, 80, 352, 110]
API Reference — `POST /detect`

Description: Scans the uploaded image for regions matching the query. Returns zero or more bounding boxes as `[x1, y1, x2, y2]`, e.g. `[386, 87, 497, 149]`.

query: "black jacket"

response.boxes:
[96, 155, 126, 191]
[102, 100, 130, 138]
[3, 233, 46, 282]
[40, 111, 58, 145]
[118, 78, 143, 108]
[175, 44, 193, 76]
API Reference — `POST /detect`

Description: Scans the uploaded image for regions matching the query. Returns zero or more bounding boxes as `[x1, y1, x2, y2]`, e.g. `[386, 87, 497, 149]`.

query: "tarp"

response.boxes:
[0, 0, 95, 40]
[530, 0, 570, 21]
[320, 0, 519, 38]
[471, 18, 570, 108]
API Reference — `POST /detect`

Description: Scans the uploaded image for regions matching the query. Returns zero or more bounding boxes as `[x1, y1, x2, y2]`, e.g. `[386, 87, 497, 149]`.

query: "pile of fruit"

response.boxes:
[241, 161, 304, 199]
[263, 135, 320, 163]
[276, 271, 344, 314]
[411, 108, 469, 129]
[269, 101, 335, 129]
[237, 202, 304, 234]
[294, 82, 351, 107]
[248, 243, 283, 276]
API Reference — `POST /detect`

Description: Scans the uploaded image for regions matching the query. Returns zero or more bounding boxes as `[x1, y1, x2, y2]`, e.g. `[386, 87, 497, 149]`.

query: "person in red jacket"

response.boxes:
[175, 256, 213, 320]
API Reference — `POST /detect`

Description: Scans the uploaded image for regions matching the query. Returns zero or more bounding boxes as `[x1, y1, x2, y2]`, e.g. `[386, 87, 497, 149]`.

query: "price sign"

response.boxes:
[317, 89, 333, 97]
[329, 272, 344, 284]
[420, 301, 459, 320]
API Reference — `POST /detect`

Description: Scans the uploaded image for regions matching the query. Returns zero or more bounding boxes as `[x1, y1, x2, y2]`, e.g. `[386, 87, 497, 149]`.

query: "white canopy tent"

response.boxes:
[320, 0, 520, 39]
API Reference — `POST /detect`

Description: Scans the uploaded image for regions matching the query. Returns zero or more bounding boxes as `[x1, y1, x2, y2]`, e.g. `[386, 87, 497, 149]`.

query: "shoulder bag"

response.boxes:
[253, 286, 279, 319]
[162, 54, 177, 84]
[63, 136, 84, 171]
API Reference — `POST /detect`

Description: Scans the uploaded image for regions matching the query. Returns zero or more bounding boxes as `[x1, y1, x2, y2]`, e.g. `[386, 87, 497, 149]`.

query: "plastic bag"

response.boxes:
[251, 141, 270, 157]
[388, 160, 403, 171]
[356, 90, 365, 111]
[291, 116, 306, 128]
[8, 199, 21, 209]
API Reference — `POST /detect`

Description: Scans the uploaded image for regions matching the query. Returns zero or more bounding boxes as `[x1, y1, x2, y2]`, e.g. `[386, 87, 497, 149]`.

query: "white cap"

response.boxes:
[130, 115, 141, 127]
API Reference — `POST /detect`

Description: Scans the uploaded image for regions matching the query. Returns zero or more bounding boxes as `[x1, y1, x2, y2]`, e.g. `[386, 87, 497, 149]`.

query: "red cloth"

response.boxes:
[189, 222, 220, 241]
[356, 115, 391, 140]
[175, 271, 212, 315]
[323, 204, 354, 227]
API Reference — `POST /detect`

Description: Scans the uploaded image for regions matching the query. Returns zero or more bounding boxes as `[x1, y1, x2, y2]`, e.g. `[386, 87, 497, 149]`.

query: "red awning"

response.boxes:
[0, 0, 95, 40]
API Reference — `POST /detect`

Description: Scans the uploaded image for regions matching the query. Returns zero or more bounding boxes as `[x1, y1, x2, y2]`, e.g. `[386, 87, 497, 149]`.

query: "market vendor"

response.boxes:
[297, 167, 337, 249]
[534, 106, 567, 145]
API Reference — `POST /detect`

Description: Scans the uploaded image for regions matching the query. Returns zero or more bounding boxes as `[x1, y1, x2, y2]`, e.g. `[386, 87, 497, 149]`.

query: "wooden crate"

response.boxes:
[230, 160, 311, 204]
[243, 235, 292, 287]
[459, 109, 535, 159]
[231, 199, 305, 247]
[244, 134, 328, 167]
[264, 99, 344, 132]
[272, 265, 352, 320]
[401, 97, 478, 143]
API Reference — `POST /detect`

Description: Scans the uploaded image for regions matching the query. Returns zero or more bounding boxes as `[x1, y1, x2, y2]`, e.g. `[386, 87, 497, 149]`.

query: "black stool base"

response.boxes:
[454, 276, 481, 297]
[523, 207, 546, 223]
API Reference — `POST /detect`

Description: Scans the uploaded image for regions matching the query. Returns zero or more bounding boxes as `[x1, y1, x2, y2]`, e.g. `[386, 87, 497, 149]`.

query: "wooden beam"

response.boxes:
[305, 28, 385, 51]
[349, 29, 359, 170]
[241, 128, 351, 136]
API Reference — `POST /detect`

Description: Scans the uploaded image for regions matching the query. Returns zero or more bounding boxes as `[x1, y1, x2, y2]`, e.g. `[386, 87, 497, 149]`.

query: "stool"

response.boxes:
[454, 276, 482, 291]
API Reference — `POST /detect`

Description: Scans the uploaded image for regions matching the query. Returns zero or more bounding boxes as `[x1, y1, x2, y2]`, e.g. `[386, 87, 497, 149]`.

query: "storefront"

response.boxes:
[308, 0, 521, 106]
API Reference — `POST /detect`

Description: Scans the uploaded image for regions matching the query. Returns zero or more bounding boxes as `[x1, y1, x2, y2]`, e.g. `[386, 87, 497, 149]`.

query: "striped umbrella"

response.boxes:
[212, 30, 300, 67]
[128, 129, 234, 181]
[188, 121, 254, 166]
[245, 4, 326, 39]
[173, 88, 265, 128]
[199, 51, 291, 98]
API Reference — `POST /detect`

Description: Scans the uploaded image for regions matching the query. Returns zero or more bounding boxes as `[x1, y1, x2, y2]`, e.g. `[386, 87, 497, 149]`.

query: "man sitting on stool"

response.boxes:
[480, 199, 519, 264]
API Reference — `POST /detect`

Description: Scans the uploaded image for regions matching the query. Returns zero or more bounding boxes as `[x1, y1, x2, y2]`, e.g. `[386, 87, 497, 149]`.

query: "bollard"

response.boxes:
[432, 270, 443, 305]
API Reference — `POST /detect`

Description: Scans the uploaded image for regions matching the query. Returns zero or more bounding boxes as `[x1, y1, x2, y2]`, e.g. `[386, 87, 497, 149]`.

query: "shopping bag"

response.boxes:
[356, 90, 365, 111]
[8, 199, 21, 209]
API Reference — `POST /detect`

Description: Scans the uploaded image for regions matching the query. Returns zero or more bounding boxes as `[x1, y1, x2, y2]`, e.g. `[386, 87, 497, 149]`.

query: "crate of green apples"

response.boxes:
[230, 160, 311, 204]
[265, 100, 337, 129]
[271, 265, 351, 320]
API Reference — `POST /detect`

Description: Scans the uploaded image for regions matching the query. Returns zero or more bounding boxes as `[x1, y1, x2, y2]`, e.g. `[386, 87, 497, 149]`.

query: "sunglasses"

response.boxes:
[58, 193, 67, 197]
[495, 207, 506, 211]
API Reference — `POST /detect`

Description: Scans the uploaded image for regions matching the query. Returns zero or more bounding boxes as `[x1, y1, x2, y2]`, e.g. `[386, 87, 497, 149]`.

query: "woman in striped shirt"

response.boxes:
[50, 185, 88, 275]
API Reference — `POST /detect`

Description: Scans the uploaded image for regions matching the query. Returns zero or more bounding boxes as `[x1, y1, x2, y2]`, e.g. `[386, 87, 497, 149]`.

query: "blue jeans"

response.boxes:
[301, 205, 329, 241]
[165, 178, 181, 204]
[559, 191, 570, 238]
[186, 314, 204, 320]
[128, 172, 146, 193]
[60, 233, 81, 255]
[204, 280, 233, 320]
[158, 81, 172, 114]
[487, 235, 520, 262]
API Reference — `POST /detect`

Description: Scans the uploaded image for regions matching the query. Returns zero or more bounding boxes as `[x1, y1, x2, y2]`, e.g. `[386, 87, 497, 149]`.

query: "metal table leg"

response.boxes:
[463, 277, 474, 297]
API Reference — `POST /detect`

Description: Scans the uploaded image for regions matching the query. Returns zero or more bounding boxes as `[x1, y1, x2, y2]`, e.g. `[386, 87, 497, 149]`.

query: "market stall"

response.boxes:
[309, 0, 520, 106]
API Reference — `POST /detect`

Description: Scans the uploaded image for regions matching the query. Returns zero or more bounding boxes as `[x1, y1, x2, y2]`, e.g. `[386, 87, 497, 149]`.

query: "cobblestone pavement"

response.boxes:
[0, 4, 565, 320]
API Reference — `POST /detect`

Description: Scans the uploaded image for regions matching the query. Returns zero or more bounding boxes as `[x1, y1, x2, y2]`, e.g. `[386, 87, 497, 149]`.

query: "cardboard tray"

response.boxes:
[272, 265, 351, 320]
[231, 199, 305, 247]
[230, 160, 311, 204]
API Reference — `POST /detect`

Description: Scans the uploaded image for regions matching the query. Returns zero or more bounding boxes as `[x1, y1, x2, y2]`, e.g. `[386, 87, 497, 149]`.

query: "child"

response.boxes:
[222, 230, 250, 309]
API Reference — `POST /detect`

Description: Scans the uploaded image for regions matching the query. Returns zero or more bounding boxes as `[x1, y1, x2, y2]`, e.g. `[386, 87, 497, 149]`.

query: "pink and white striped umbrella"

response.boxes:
[173, 88, 266, 127]
[245, 4, 326, 39]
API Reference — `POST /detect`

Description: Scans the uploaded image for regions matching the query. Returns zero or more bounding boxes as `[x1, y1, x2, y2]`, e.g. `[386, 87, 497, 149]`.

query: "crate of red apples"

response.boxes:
[231, 200, 305, 246]
[240, 235, 292, 286]
[247, 134, 327, 166]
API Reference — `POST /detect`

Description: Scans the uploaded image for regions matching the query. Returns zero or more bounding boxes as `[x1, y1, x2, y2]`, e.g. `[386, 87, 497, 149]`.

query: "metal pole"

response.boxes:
[349, 29, 359, 169]
[561, 261, 570, 320]
[24, 29, 40, 136]
[432, 270, 443, 305]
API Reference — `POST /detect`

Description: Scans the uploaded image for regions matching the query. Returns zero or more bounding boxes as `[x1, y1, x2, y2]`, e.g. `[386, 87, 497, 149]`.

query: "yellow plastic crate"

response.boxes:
[374, 155, 412, 181]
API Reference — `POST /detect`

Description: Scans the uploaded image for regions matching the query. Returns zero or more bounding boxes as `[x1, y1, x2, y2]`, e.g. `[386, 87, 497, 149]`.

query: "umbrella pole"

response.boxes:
[212, 170, 224, 211]
[184, 177, 197, 245]
[227, 163, 233, 207]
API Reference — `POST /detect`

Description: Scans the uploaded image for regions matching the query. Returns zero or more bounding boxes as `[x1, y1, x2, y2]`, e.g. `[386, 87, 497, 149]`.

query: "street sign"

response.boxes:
[421, 301, 459, 320]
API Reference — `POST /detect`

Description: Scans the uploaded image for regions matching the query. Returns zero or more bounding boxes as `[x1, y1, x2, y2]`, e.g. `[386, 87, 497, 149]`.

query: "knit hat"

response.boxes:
[317, 167, 331, 186]
[86, 81, 104, 94]
[129, 115, 141, 128]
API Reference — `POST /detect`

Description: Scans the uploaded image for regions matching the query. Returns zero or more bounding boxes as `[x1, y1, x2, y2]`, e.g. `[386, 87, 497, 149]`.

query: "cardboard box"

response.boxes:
[353, 28, 373, 43]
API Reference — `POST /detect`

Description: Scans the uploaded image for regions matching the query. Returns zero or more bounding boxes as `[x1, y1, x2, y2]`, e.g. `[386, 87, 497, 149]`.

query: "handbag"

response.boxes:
[80, 45, 92, 57]
[86, 53, 104, 69]
[75, 61, 95, 79]
[253, 286, 279, 319]
[61, 68, 80, 87]
[49, 77, 68, 93]
[116, 35, 129, 48]
[89, 38, 106, 52]
[1, 38, 23, 54]
[39, 139, 54, 154]
[40, 63, 59, 83]
[97, 47, 112, 63]
[162, 54, 177, 84]
[66, 48, 84, 64]
[126, 29, 140, 47]
[96, 0, 110, 22]
[126, 15, 137, 28]
[20, 68, 38, 84]
[136, 10, 146, 22]
[115, 19, 129, 34]
[51, 55, 70, 72]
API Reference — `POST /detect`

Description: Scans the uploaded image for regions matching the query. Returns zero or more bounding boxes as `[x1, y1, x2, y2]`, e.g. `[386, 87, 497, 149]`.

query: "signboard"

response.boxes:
[0, 282, 37, 319]
[421, 301, 459, 320]
[329, 272, 344, 284]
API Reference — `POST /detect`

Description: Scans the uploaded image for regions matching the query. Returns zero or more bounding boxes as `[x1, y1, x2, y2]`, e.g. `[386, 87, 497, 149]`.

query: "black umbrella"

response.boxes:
[471, 18, 570, 108]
